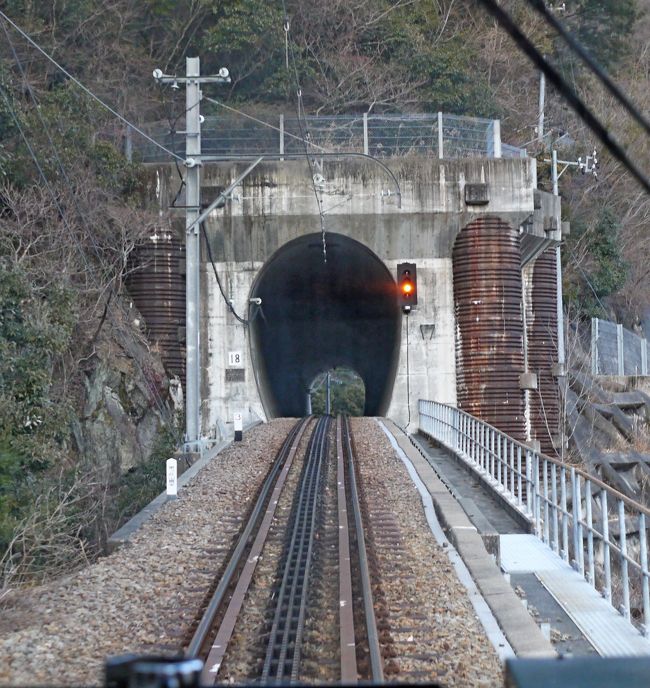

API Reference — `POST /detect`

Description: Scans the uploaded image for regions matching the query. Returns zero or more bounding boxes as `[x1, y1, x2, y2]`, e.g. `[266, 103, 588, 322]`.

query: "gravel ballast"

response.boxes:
[0, 417, 504, 686]
[0, 419, 296, 687]
[351, 417, 503, 686]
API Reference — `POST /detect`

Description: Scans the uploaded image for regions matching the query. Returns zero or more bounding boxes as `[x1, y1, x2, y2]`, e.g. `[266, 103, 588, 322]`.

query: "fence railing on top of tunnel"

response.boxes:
[129, 112, 527, 163]
[418, 399, 650, 637]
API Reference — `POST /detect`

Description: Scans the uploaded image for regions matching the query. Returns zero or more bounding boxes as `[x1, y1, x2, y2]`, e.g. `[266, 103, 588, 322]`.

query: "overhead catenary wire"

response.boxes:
[475, 0, 650, 196]
[202, 96, 330, 153]
[279, 2, 328, 263]
[0, 9, 186, 164]
[525, 0, 650, 138]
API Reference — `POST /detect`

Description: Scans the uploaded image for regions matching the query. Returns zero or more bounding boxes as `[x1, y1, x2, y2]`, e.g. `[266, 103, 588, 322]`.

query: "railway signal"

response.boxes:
[397, 262, 417, 312]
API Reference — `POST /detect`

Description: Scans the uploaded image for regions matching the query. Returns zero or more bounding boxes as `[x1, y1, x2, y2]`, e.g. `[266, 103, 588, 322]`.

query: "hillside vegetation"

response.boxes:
[0, 0, 648, 583]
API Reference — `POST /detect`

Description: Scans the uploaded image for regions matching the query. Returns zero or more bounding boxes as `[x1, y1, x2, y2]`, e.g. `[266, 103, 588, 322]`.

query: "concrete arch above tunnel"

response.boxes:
[250, 233, 401, 417]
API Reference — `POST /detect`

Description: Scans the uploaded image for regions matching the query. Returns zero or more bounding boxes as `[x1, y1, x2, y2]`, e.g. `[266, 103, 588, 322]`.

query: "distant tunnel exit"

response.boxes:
[250, 233, 401, 418]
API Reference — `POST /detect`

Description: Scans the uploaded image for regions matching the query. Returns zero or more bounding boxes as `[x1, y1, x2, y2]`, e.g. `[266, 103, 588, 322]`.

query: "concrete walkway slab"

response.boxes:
[382, 420, 555, 658]
[500, 534, 650, 657]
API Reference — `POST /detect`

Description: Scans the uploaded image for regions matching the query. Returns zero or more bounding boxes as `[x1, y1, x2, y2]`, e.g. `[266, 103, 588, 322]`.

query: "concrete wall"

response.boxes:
[149, 156, 560, 438]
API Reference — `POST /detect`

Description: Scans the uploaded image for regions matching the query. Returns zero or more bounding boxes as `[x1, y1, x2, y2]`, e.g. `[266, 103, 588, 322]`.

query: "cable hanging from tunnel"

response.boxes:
[200, 222, 264, 326]
[280, 1, 328, 263]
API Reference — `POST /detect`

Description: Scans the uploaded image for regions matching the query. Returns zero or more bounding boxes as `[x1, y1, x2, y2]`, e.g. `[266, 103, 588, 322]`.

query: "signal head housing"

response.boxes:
[397, 262, 417, 311]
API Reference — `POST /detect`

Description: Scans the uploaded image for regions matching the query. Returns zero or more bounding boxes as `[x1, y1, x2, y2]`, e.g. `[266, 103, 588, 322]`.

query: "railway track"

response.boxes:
[187, 415, 384, 685]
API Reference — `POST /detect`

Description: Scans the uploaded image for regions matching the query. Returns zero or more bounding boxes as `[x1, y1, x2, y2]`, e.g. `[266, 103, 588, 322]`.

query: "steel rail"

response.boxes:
[187, 416, 312, 659]
[261, 415, 330, 684]
[336, 416, 357, 683]
[199, 416, 313, 684]
[342, 416, 385, 683]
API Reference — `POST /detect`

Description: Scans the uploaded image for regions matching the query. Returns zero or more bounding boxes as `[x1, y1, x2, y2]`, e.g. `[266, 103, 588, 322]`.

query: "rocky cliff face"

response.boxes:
[72, 318, 175, 475]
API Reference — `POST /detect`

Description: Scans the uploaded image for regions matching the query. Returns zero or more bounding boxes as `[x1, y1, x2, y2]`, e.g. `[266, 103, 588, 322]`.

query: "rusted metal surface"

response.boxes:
[341, 416, 384, 684]
[528, 248, 560, 456]
[336, 416, 358, 684]
[126, 231, 185, 385]
[452, 216, 526, 440]
[199, 418, 312, 684]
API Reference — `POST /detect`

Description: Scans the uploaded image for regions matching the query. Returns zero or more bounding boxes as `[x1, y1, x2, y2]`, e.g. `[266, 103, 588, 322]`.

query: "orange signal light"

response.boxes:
[397, 262, 417, 310]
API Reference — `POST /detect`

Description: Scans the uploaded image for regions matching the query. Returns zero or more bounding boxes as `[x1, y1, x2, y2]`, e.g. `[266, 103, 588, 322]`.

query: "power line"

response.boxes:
[475, 0, 650, 195]
[280, 2, 329, 263]
[202, 96, 330, 153]
[526, 0, 650, 138]
[0, 10, 185, 164]
[200, 223, 256, 326]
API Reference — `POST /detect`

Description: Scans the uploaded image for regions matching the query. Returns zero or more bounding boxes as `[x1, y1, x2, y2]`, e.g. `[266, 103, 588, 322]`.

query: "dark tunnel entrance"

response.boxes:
[250, 233, 401, 417]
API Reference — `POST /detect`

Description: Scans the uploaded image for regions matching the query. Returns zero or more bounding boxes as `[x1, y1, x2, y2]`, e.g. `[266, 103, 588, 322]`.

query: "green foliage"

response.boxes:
[0, 76, 142, 195]
[200, 1, 288, 101]
[563, 0, 638, 68]
[113, 421, 176, 524]
[193, 0, 495, 114]
[0, 261, 76, 553]
[0, 441, 26, 551]
[311, 369, 365, 416]
[563, 208, 629, 319]
[376, 1, 496, 115]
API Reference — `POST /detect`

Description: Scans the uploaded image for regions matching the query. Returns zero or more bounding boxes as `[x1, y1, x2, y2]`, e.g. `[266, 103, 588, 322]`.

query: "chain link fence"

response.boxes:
[132, 112, 526, 162]
[591, 317, 649, 376]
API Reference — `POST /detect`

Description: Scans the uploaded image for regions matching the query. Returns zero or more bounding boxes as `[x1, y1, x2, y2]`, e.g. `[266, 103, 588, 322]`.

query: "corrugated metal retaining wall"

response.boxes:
[126, 231, 186, 386]
[528, 248, 560, 455]
[452, 216, 527, 441]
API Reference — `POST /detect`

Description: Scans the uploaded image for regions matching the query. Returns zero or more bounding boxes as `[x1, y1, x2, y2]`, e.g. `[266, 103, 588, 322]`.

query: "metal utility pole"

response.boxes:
[546, 147, 598, 378]
[185, 57, 201, 455]
[153, 58, 230, 454]
[326, 372, 331, 415]
[538, 70, 546, 143]
[551, 150, 565, 373]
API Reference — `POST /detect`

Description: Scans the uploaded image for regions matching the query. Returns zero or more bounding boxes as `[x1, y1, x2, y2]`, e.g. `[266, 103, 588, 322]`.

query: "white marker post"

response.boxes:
[166, 458, 178, 500]
[234, 412, 243, 442]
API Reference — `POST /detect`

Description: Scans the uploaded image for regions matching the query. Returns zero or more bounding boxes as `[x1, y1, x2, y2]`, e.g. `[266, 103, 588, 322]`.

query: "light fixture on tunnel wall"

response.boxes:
[397, 262, 417, 313]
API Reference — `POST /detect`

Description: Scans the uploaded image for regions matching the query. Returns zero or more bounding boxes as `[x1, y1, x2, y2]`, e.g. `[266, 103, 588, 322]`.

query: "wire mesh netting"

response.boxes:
[133, 112, 526, 162]
[592, 318, 648, 376]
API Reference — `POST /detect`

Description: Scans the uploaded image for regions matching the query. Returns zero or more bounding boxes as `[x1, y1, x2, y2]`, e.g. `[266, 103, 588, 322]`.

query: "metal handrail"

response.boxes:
[418, 399, 650, 635]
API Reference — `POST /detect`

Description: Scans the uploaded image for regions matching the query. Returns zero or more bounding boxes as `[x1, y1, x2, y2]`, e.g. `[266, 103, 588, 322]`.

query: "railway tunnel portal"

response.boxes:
[249, 233, 401, 418]
[145, 156, 563, 442]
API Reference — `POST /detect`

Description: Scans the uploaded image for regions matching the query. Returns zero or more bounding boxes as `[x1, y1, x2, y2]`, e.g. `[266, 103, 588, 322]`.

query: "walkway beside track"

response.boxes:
[409, 429, 650, 658]
[382, 420, 554, 658]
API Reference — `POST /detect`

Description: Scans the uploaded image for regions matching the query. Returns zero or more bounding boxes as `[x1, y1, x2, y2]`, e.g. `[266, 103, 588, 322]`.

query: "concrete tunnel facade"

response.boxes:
[249, 233, 401, 417]
[144, 157, 563, 439]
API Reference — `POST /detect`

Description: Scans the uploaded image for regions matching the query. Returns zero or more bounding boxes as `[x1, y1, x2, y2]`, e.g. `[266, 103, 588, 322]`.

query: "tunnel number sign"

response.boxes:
[228, 351, 243, 367]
